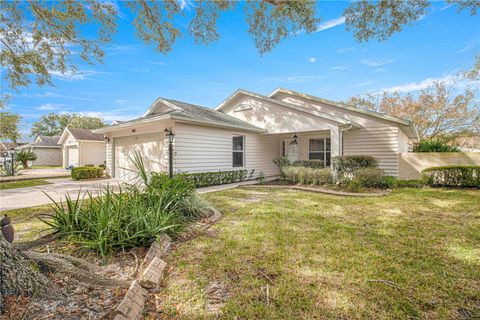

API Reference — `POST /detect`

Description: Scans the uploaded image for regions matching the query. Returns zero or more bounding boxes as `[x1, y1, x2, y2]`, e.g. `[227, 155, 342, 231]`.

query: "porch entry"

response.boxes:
[283, 139, 299, 162]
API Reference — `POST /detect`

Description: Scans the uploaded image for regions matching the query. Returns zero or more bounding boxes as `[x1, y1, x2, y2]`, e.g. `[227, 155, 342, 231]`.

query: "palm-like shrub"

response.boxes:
[15, 150, 37, 168]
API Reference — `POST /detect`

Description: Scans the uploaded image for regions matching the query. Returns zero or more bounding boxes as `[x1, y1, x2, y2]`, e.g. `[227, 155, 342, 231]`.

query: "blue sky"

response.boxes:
[6, 1, 480, 139]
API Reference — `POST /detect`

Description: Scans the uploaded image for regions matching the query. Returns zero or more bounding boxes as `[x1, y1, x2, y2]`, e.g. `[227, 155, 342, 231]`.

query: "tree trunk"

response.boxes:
[0, 237, 49, 312]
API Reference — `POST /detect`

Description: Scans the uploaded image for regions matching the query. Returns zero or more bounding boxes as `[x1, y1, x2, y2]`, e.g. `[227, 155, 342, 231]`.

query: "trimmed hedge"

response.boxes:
[333, 155, 379, 178]
[352, 168, 393, 189]
[71, 166, 104, 180]
[282, 167, 333, 186]
[422, 165, 480, 188]
[174, 169, 256, 188]
[292, 159, 324, 169]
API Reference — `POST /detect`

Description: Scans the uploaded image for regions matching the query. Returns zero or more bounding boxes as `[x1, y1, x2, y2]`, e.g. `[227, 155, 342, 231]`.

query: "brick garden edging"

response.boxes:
[241, 184, 391, 197]
[111, 208, 222, 320]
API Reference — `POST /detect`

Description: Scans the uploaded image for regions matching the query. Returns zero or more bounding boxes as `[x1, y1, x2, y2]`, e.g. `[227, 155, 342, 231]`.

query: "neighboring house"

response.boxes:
[95, 88, 419, 181]
[15, 136, 62, 166]
[1, 142, 25, 156]
[58, 127, 106, 167]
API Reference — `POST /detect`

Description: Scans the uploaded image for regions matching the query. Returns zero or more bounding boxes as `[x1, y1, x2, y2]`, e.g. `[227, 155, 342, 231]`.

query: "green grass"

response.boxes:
[0, 179, 50, 190]
[2, 204, 54, 241]
[158, 187, 480, 319]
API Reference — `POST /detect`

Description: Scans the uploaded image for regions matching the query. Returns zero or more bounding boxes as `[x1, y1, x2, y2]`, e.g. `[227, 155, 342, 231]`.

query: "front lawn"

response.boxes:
[156, 187, 480, 319]
[0, 178, 50, 190]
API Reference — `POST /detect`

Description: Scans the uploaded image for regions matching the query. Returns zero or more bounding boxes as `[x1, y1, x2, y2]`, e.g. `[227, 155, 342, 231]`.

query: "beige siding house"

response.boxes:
[58, 128, 106, 168]
[96, 88, 418, 180]
[15, 136, 62, 166]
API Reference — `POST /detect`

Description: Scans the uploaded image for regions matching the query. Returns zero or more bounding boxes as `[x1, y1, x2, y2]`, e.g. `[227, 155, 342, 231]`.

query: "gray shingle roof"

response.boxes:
[96, 98, 264, 133]
[165, 99, 264, 132]
[17, 135, 62, 149]
[68, 128, 104, 141]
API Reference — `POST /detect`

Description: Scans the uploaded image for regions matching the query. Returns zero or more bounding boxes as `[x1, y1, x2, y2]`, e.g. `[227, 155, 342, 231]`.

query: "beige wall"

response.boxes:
[79, 141, 106, 167]
[221, 95, 339, 134]
[343, 126, 401, 177]
[399, 152, 480, 180]
[31, 147, 62, 166]
[104, 119, 174, 178]
[174, 122, 282, 177]
[267, 92, 416, 177]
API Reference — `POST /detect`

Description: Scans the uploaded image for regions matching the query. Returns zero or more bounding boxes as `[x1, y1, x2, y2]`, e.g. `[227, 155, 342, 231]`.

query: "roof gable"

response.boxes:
[216, 89, 359, 126]
[269, 88, 419, 140]
[58, 127, 104, 144]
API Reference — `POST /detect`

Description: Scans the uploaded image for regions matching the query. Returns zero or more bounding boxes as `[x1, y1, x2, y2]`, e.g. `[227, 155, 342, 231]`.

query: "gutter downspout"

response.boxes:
[339, 123, 354, 156]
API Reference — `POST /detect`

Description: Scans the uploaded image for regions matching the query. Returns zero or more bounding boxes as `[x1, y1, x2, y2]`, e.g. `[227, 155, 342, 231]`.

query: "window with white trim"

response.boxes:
[309, 138, 331, 166]
[232, 136, 244, 167]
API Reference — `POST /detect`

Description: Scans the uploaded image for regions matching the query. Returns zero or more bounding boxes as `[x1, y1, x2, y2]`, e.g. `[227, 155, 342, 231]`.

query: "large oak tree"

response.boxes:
[0, 0, 478, 92]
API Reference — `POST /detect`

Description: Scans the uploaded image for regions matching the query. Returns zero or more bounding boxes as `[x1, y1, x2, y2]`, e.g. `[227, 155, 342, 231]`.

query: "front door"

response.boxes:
[284, 139, 299, 162]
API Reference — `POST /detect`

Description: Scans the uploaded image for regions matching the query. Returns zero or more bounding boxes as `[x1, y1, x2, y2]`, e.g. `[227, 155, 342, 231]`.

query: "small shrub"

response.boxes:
[395, 179, 425, 188]
[422, 165, 480, 188]
[333, 155, 378, 179]
[282, 166, 332, 186]
[413, 139, 460, 152]
[177, 169, 255, 188]
[292, 159, 324, 168]
[273, 156, 290, 168]
[257, 171, 265, 185]
[98, 164, 106, 169]
[71, 166, 104, 180]
[84, 164, 94, 167]
[352, 168, 390, 189]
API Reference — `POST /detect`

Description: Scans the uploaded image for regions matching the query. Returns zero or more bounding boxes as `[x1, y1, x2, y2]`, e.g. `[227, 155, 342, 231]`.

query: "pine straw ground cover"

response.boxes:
[152, 187, 480, 319]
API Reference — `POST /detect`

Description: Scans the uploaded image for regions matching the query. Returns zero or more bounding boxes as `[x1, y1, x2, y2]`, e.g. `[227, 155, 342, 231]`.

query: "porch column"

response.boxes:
[330, 126, 341, 158]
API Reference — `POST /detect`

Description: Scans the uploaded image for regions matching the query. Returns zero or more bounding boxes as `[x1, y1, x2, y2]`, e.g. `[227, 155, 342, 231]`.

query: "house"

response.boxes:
[15, 136, 62, 166]
[1, 142, 25, 156]
[58, 127, 106, 168]
[95, 88, 419, 181]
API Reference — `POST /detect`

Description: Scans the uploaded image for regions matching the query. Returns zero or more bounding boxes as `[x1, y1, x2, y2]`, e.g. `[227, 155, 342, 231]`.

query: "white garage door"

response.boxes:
[114, 133, 164, 181]
[66, 146, 78, 167]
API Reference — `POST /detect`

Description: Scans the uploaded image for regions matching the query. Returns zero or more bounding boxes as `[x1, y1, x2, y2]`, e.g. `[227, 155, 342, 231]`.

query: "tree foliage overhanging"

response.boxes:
[1, 0, 479, 92]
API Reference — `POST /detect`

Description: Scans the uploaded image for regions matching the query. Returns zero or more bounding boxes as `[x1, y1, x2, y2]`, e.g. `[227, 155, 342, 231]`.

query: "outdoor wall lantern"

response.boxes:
[164, 128, 175, 178]
[104, 136, 110, 143]
[290, 134, 298, 145]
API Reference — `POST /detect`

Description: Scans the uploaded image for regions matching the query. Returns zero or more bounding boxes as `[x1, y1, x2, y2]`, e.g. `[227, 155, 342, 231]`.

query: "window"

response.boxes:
[309, 138, 331, 166]
[232, 136, 244, 167]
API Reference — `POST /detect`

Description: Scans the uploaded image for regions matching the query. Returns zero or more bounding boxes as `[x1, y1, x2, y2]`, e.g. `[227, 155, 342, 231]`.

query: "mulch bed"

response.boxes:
[0, 244, 147, 320]
[244, 180, 390, 197]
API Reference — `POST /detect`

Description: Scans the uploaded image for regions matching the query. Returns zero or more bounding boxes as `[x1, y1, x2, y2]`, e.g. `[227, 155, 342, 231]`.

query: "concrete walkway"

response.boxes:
[0, 178, 260, 211]
[0, 177, 121, 211]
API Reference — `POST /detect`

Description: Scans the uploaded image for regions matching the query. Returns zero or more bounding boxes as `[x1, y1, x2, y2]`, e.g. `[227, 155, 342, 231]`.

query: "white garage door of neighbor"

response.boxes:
[114, 133, 164, 181]
[67, 146, 78, 167]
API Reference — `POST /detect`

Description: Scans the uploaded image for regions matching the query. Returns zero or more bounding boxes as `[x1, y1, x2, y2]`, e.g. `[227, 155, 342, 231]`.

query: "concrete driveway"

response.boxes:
[0, 177, 122, 211]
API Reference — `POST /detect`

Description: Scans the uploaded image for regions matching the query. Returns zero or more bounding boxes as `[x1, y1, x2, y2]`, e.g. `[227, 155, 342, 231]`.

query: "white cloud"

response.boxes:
[50, 69, 104, 81]
[360, 59, 396, 67]
[354, 80, 375, 87]
[440, 3, 454, 11]
[115, 99, 128, 105]
[337, 47, 353, 54]
[261, 75, 326, 83]
[330, 65, 350, 72]
[79, 110, 140, 123]
[315, 16, 346, 33]
[380, 74, 477, 93]
[308, 57, 317, 64]
[37, 103, 68, 111]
